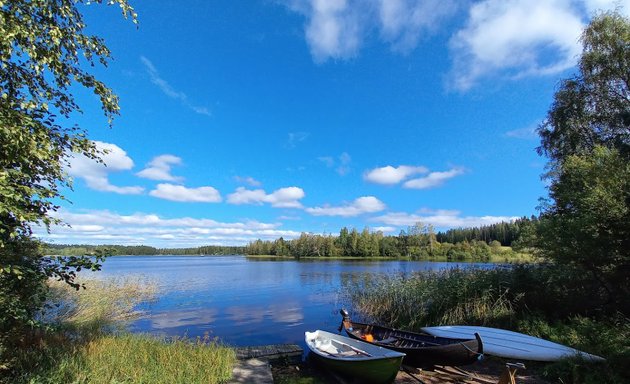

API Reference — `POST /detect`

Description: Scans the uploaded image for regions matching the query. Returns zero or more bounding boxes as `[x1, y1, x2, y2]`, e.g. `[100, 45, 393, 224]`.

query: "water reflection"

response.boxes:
[148, 308, 219, 329]
[95, 255, 493, 346]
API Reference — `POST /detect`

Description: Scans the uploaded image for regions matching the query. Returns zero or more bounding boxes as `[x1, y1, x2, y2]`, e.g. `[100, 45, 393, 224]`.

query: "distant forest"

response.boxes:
[43, 244, 245, 257]
[243, 217, 536, 260]
[436, 216, 536, 245]
[43, 217, 536, 260]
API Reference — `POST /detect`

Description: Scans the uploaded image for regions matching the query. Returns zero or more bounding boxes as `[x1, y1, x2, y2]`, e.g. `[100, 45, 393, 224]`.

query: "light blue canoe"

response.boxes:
[421, 325, 605, 362]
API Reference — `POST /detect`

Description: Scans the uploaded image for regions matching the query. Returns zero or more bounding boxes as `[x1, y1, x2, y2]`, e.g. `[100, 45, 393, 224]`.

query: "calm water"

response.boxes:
[94, 255, 494, 347]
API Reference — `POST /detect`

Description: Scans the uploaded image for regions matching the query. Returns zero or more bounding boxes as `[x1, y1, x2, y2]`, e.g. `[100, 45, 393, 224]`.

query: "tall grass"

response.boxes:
[37, 334, 235, 384]
[43, 276, 158, 332]
[347, 268, 523, 329]
[6, 277, 236, 384]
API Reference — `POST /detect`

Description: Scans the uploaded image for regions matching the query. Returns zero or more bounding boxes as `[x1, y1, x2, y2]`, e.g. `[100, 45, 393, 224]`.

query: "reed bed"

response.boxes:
[346, 267, 523, 330]
[44, 276, 158, 332]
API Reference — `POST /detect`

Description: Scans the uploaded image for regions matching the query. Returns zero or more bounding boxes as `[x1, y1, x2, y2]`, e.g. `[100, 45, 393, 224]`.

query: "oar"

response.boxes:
[346, 344, 372, 357]
[331, 340, 373, 357]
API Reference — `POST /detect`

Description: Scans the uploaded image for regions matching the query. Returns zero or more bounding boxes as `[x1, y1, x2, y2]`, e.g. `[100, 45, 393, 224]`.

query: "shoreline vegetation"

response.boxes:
[345, 266, 629, 383]
[43, 248, 536, 264]
[244, 252, 536, 263]
[7, 277, 235, 384]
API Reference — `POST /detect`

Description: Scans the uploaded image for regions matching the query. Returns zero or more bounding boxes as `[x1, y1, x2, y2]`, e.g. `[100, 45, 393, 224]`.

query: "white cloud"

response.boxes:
[318, 152, 352, 175]
[372, 209, 519, 229]
[364, 165, 428, 185]
[50, 209, 277, 230]
[300, 0, 362, 62]
[38, 209, 301, 247]
[67, 141, 144, 195]
[317, 156, 335, 167]
[448, 0, 585, 91]
[268, 187, 306, 208]
[137, 154, 184, 182]
[234, 176, 262, 187]
[287, 131, 310, 148]
[149, 183, 222, 203]
[227, 188, 266, 205]
[336, 152, 352, 176]
[403, 167, 465, 189]
[505, 123, 539, 140]
[69, 225, 105, 232]
[447, 0, 630, 89]
[140, 56, 211, 116]
[377, 0, 459, 52]
[277, 215, 302, 221]
[227, 187, 305, 208]
[286, 0, 459, 61]
[305, 196, 386, 217]
[372, 226, 397, 233]
[286, 1, 629, 89]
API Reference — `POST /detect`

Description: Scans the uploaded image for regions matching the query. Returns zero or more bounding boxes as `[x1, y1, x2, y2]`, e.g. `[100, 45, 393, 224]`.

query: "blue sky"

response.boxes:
[37, 0, 630, 247]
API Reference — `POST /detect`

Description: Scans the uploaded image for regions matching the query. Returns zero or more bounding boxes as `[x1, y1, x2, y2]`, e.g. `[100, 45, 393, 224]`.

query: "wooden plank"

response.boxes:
[235, 344, 303, 360]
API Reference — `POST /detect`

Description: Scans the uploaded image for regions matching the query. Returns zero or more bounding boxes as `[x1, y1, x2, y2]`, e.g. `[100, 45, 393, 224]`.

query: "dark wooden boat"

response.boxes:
[339, 309, 483, 368]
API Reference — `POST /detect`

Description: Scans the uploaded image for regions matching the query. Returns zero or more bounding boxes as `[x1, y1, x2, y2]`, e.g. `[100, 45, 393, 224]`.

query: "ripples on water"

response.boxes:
[88, 255, 493, 347]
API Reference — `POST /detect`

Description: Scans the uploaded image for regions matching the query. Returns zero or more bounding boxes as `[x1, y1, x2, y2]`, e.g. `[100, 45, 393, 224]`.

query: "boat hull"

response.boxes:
[422, 325, 605, 362]
[305, 330, 405, 384]
[308, 351, 404, 384]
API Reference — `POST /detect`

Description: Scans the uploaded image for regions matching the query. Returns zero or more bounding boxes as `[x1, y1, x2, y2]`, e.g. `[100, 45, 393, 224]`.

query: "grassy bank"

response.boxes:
[345, 266, 629, 384]
[5, 277, 235, 384]
[14, 333, 235, 384]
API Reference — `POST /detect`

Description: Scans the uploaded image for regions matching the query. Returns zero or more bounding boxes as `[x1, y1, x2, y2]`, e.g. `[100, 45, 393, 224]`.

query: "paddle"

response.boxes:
[344, 344, 372, 357]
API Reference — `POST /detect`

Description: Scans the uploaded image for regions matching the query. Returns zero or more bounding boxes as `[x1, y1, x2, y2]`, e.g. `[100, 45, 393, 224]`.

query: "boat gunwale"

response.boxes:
[344, 320, 479, 350]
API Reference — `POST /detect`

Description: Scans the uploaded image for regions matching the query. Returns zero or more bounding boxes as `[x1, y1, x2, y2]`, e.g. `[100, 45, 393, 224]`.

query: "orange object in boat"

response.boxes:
[364, 334, 374, 342]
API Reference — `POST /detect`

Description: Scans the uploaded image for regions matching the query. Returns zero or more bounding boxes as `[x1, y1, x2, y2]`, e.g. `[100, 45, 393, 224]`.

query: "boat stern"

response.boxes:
[338, 308, 353, 332]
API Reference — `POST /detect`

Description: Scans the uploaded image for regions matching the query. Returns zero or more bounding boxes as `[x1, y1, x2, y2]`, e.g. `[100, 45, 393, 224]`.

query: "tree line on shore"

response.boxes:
[43, 244, 245, 257]
[243, 217, 535, 260]
[436, 216, 536, 245]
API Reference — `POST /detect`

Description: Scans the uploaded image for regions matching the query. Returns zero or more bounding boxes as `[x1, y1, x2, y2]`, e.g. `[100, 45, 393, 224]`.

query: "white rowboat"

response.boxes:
[305, 330, 405, 383]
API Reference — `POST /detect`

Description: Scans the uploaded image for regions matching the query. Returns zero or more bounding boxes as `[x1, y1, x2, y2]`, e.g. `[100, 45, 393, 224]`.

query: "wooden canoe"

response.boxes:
[305, 329, 405, 384]
[339, 309, 483, 368]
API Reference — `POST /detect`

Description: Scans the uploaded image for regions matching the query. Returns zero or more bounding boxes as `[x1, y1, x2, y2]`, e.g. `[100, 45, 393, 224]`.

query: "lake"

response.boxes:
[94, 255, 495, 347]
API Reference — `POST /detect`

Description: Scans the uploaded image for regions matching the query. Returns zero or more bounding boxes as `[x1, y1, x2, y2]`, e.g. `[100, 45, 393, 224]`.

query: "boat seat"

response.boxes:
[315, 339, 366, 358]
[379, 337, 398, 344]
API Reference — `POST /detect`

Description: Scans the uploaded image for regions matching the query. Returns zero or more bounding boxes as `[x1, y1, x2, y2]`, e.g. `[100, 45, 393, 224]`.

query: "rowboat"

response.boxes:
[305, 329, 405, 384]
[339, 309, 483, 368]
[422, 325, 605, 362]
